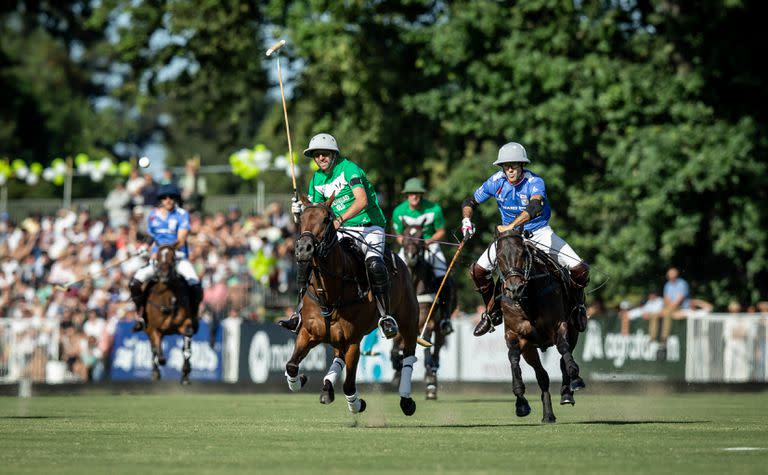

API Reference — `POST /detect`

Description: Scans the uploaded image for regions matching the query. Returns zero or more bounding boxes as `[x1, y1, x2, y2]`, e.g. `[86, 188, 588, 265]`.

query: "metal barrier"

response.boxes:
[686, 313, 768, 382]
[0, 318, 60, 383]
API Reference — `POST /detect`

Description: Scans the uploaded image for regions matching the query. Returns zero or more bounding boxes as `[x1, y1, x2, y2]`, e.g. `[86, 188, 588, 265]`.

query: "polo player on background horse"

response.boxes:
[129, 184, 204, 382]
[279, 133, 420, 416]
[392, 177, 457, 399]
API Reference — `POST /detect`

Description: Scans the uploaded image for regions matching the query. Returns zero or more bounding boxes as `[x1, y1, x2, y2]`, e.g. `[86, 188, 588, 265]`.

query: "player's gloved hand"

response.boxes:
[461, 217, 475, 240]
[291, 196, 304, 223]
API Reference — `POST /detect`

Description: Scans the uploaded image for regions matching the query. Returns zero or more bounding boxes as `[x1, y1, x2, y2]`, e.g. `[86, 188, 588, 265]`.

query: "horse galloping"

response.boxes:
[143, 245, 198, 384]
[285, 194, 421, 416]
[495, 230, 585, 423]
[394, 220, 456, 400]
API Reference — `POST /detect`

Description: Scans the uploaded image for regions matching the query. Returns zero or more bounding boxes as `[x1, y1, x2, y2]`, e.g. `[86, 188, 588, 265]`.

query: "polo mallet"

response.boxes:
[416, 239, 467, 348]
[54, 250, 146, 292]
[266, 39, 299, 207]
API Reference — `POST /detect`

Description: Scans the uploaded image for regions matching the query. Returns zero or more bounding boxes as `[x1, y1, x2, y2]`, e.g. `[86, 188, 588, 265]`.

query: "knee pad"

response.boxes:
[470, 262, 493, 292]
[366, 256, 389, 292]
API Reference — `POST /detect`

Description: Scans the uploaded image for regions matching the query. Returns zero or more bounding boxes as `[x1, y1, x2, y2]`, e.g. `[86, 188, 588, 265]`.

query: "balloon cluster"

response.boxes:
[0, 154, 136, 186]
[229, 144, 302, 180]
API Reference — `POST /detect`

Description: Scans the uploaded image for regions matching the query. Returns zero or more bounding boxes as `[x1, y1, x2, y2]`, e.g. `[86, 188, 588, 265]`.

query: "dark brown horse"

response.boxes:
[144, 245, 198, 384]
[394, 220, 456, 400]
[285, 194, 421, 416]
[495, 230, 585, 423]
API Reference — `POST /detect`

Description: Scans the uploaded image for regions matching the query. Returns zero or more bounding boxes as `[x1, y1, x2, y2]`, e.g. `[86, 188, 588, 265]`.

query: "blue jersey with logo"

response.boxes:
[147, 207, 191, 257]
[473, 170, 551, 231]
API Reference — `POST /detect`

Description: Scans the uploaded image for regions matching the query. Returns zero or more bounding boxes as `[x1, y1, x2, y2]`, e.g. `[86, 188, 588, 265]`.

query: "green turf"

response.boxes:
[1, 390, 766, 474]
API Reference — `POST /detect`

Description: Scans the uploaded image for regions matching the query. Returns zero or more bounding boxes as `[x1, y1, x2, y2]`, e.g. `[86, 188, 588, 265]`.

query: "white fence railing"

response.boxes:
[686, 313, 768, 382]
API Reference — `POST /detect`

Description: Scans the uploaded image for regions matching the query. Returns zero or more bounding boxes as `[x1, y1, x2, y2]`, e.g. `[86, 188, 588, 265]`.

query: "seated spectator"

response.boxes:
[619, 290, 664, 336]
[649, 267, 689, 350]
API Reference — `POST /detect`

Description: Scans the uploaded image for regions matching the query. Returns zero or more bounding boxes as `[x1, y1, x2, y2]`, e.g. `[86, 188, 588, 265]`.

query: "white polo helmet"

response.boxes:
[303, 133, 340, 158]
[493, 142, 530, 165]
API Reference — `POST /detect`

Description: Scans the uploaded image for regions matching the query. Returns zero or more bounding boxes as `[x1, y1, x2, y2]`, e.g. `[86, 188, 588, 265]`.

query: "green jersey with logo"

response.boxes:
[391, 198, 445, 239]
[307, 157, 386, 227]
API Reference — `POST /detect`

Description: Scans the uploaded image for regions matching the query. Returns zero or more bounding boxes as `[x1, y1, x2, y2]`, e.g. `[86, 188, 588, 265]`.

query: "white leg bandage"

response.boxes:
[285, 371, 302, 392]
[345, 391, 363, 413]
[324, 357, 345, 387]
[399, 355, 417, 398]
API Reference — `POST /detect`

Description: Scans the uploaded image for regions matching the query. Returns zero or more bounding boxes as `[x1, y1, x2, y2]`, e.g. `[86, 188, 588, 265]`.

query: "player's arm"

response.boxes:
[497, 194, 545, 233]
[335, 184, 367, 228]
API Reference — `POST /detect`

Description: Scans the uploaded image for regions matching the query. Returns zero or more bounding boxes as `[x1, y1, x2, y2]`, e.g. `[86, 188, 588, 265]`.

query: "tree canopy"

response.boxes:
[2, 0, 766, 306]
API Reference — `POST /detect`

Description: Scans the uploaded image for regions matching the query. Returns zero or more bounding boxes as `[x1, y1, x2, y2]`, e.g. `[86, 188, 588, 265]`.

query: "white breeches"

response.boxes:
[398, 242, 447, 278]
[338, 226, 385, 260]
[134, 258, 200, 285]
[476, 225, 581, 271]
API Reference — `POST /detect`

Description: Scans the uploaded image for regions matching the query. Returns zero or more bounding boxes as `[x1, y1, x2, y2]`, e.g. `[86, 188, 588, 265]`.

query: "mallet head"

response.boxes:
[266, 39, 286, 57]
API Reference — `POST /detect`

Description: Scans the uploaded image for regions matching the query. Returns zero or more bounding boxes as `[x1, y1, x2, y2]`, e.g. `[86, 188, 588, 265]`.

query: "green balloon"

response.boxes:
[118, 161, 132, 176]
[75, 153, 90, 166]
[52, 174, 65, 186]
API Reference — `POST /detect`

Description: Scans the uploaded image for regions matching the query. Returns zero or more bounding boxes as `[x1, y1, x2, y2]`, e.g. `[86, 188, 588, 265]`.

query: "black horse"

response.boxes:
[393, 220, 457, 400]
[494, 229, 585, 423]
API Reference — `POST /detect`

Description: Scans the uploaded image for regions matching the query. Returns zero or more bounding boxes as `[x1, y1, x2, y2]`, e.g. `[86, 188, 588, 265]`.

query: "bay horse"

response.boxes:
[143, 245, 198, 384]
[285, 194, 421, 416]
[393, 220, 456, 400]
[495, 229, 585, 423]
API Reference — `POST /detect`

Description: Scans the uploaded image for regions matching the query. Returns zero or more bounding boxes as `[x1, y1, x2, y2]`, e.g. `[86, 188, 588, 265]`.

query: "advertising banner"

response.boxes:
[576, 313, 686, 381]
[238, 321, 332, 384]
[110, 320, 223, 381]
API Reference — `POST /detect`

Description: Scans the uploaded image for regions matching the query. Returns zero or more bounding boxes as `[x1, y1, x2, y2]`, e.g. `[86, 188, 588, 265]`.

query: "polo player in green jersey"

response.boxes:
[392, 177, 454, 335]
[279, 133, 399, 339]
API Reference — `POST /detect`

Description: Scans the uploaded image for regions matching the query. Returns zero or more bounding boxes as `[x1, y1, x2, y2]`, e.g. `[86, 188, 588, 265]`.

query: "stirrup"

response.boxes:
[438, 319, 454, 336]
[473, 310, 502, 337]
[278, 313, 302, 334]
[378, 315, 399, 339]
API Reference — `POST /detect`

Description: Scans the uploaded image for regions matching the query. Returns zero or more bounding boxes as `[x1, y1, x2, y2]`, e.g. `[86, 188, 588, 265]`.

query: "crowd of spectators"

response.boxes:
[0, 167, 296, 383]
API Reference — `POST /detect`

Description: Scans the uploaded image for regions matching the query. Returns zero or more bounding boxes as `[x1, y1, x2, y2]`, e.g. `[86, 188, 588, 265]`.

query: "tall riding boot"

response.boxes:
[569, 261, 590, 332]
[366, 256, 399, 339]
[471, 263, 503, 336]
[189, 283, 203, 320]
[437, 274, 455, 336]
[130, 278, 147, 332]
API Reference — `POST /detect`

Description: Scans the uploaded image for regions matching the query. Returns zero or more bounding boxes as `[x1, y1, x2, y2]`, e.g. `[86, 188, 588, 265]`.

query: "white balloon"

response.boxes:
[26, 173, 39, 185]
[99, 157, 113, 172]
[77, 162, 91, 174]
[138, 156, 151, 168]
[90, 170, 104, 182]
[42, 168, 55, 181]
[0, 174, 6, 186]
[53, 162, 67, 174]
[16, 167, 28, 179]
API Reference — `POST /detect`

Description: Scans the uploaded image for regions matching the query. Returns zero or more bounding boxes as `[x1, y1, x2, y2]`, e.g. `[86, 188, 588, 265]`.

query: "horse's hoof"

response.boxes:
[400, 397, 416, 416]
[541, 415, 557, 424]
[300, 374, 308, 388]
[158, 356, 167, 366]
[560, 393, 575, 406]
[320, 380, 335, 405]
[515, 399, 531, 418]
[358, 399, 367, 414]
[570, 378, 586, 392]
[425, 385, 437, 400]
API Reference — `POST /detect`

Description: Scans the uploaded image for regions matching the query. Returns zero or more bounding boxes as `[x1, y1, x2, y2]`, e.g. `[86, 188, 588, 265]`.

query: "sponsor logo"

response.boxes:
[581, 320, 680, 367]
[247, 331, 327, 383]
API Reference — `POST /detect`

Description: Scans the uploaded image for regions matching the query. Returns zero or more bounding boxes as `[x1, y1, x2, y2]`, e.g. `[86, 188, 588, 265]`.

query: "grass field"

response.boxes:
[1, 389, 767, 474]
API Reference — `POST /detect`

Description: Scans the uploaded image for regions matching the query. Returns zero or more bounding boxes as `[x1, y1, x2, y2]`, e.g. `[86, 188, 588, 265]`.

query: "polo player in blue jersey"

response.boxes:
[460, 142, 590, 336]
[129, 184, 203, 331]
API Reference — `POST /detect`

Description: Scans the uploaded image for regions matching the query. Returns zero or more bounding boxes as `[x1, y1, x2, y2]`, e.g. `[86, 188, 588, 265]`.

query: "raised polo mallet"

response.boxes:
[266, 39, 298, 205]
[54, 250, 146, 292]
[416, 239, 467, 348]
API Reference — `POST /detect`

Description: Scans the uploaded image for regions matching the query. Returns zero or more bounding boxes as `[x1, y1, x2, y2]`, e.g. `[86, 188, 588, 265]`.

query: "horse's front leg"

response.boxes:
[390, 335, 403, 390]
[507, 336, 530, 417]
[147, 328, 163, 381]
[342, 343, 366, 414]
[556, 321, 585, 393]
[285, 330, 315, 392]
[320, 349, 345, 405]
[522, 347, 555, 423]
[398, 345, 417, 416]
[180, 335, 192, 385]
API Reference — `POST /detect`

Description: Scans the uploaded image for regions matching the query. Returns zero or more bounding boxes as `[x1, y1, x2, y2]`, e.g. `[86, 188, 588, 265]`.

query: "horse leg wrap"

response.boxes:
[285, 371, 303, 392]
[345, 391, 363, 413]
[398, 355, 417, 398]
[324, 357, 345, 387]
[182, 336, 192, 360]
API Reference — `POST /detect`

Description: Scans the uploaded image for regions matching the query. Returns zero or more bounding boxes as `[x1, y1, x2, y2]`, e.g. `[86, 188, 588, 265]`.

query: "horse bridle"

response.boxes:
[297, 203, 338, 260]
[497, 232, 533, 298]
